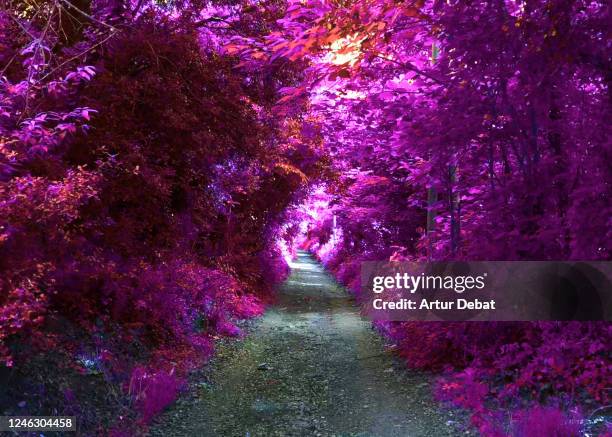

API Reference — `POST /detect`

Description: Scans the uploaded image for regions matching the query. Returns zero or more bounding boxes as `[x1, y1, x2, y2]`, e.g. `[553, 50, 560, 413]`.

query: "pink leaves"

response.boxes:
[80, 108, 93, 121]
[0, 282, 48, 367]
[64, 66, 96, 82]
[277, 86, 308, 105]
[438, 368, 488, 411]
[2, 59, 97, 164]
[12, 106, 97, 150]
[128, 366, 183, 424]
[511, 406, 582, 437]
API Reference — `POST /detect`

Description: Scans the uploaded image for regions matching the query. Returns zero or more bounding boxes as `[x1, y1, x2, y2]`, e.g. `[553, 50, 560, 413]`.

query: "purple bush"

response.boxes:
[511, 406, 582, 437]
[128, 367, 184, 425]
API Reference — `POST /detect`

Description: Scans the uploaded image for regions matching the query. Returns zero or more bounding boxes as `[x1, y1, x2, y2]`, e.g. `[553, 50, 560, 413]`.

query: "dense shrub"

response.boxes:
[0, 1, 327, 431]
[128, 367, 184, 425]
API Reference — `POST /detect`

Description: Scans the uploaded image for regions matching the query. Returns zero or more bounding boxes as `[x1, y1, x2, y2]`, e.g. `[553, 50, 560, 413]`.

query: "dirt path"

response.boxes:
[149, 251, 465, 437]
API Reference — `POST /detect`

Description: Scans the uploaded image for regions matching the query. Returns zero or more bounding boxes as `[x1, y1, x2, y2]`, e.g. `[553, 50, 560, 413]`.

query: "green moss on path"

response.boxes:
[149, 251, 468, 436]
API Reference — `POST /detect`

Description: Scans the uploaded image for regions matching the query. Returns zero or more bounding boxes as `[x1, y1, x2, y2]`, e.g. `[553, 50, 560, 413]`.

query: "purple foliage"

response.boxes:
[1, 0, 610, 434]
[511, 406, 582, 437]
[128, 367, 184, 424]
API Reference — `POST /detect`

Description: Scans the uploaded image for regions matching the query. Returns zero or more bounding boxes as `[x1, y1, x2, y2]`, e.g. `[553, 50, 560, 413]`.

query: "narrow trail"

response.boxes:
[150, 251, 462, 436]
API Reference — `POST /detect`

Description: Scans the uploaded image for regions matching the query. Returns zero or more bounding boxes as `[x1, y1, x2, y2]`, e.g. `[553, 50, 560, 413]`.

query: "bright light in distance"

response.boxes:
[326, 34, 364, 66]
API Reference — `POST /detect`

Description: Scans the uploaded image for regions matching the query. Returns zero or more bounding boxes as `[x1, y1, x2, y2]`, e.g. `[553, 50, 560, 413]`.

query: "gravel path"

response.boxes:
[149, 251, 467, 437]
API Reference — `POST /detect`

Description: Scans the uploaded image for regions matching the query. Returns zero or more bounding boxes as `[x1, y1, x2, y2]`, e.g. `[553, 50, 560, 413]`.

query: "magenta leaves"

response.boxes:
[1, 0, 610, 435]
[128, 366, 184, 425]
